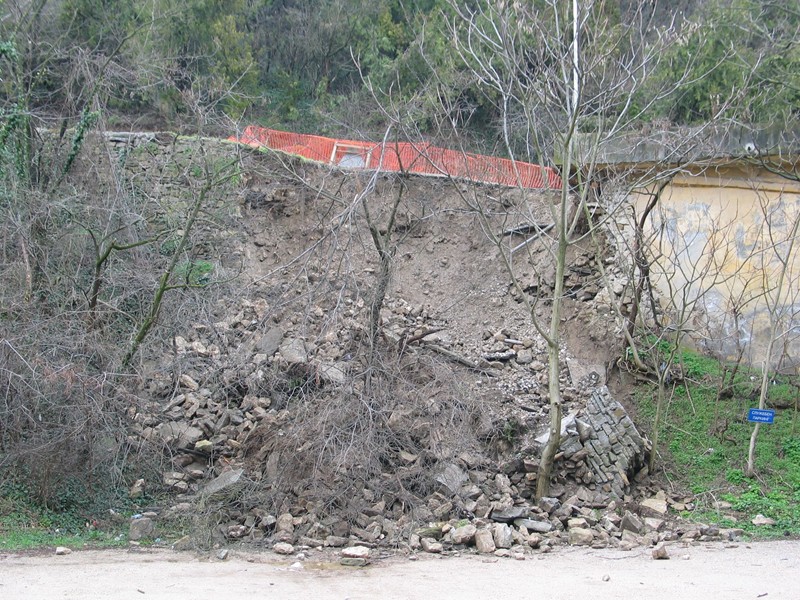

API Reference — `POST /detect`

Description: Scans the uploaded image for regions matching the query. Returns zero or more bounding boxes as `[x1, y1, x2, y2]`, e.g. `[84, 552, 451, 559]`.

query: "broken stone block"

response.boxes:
[620, 510, 645, 534]
[157, 422, 204, 448]
[644, 517, 665, 532]
[129, 478, 145, 499]
[275, 512, 295, 541]
[493, 523, 514, 549]
[567, 517, 589, 529]
[323, 535, 348, 547]
[179, 374, 200, 390]
[538, 497, 561, 514]
[491, 506, 529, 522]
[640, 497, 668, 517]
[194, 439, 213, 454]
[514, 518, 553, 533]
[451, 523, 477, 545]
[279, 338, 308, 364]
[435, 463, 468, 495]
[652, 543, 670, 560]
[129, 516, 155, 541]
[568, 527, 594, 546]
[273, 542, 295, 555]
[420, 538, 443, 553]
[226, 524, 248, 539]
[475, 529, 496, 554]
[201, 468, 244, 497]
[341, 546, 371, 559]
[258, 328, 284, 356]
[751, 514, 775, 526]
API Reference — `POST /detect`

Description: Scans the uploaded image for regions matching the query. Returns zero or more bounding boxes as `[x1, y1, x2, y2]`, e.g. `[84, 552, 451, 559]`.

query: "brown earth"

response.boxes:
[86, 136, 653, 548]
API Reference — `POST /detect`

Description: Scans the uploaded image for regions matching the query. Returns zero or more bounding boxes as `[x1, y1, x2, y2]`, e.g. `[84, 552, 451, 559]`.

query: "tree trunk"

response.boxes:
[368, 250, 392, 353]
[626, 182, 667, 341]
[536, 186, 568, 499]
[122, 169, 218, 368]
[536, 336, 563, 499]
[648, 376, 666, 473]
[747, 332, 776, 475]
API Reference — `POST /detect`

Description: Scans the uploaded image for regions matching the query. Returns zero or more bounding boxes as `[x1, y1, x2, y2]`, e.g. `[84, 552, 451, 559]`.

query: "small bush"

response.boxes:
[726, 468, 746, 485]
[175, 259, 214, 286]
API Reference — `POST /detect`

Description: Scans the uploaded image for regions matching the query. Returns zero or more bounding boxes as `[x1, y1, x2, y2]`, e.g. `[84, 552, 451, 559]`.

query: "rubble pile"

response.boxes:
[102, 134, 715, 556]
[123, 286, 668, 554]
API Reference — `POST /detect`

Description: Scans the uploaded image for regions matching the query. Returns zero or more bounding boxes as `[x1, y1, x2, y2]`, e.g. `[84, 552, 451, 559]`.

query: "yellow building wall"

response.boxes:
[633, 162, 800, 368]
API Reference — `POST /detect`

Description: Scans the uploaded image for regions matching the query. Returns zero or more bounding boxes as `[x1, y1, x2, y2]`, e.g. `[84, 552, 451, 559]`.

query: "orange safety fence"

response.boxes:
[228, 125, 562, 190]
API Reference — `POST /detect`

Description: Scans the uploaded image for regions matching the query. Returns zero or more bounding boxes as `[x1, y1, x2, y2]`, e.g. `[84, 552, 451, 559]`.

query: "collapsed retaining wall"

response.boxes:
[583, 388, 650, 497]
[555, 387, 650, 499]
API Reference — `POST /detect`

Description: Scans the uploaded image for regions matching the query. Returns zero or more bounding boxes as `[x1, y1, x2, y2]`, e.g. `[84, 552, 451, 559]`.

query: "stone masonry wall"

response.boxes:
[556, 386, 650, 499]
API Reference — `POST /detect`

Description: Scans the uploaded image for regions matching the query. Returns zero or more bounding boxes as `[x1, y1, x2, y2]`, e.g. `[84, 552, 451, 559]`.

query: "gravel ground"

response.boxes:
[1, 540, 798, 600]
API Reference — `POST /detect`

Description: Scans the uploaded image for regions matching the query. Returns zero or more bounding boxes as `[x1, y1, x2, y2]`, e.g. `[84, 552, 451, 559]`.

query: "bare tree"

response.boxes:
[631, 197, 744, 472]
[745, 195, 800, 475]
[122, 143, 243, 368]
[438, 0, 725, 497]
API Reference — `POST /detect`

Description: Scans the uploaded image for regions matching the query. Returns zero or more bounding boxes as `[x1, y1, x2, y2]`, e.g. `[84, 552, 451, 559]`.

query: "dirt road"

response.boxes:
[1, 540, 798, 600]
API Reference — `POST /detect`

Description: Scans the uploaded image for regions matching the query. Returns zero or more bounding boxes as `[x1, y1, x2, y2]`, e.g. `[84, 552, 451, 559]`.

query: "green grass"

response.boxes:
[633, 347, 800, 536]
[0, 503, 130, 552]
[175, 259, 215, 286]
[0, 473, 197, 551]
[0, 475, 134, 551]
[0, 524, 128, 551]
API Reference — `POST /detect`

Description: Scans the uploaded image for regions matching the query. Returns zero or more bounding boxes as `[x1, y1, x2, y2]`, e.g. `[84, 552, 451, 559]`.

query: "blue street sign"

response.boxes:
[747, 408, 776, 424]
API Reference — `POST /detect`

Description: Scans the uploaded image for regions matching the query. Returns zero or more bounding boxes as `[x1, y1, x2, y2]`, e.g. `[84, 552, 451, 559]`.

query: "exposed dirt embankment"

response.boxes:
[80, 134, 691, 554]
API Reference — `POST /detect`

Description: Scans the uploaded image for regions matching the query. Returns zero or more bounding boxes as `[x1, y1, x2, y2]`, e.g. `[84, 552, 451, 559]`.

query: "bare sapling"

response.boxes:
[746, 196, 800, 475]
[441, 0, 724, 495]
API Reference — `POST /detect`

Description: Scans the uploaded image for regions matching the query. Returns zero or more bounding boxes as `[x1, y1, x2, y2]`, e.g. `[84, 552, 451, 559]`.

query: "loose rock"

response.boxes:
[273, 542, 295, 555]
[620, 510, 645, 534]
[129, 478, 145, 499]
[341, 546, 371, 559]
[129, 517, 155, 541]
[491, 506, 529, 522]
[435, 463, 468, 495]
[568, 527, 594, 546]
[451, 523, 477, 545]
[493, 523, 514, 549]
[640, 497, 669, 517]
[515, 518, 553, 534]
[651, 543, 670, 560]
[202, 468, 245, 497]
[475, 529, 496, 554]
[420, 538, 443, 553]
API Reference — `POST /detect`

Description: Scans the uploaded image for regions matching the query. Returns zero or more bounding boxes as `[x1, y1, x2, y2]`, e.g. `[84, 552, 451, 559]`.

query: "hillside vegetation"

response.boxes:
[1, 1, 798, 140]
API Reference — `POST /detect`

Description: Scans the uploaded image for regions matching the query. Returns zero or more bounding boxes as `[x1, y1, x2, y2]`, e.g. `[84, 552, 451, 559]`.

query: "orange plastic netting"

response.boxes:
[229, 125, 561, 190]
